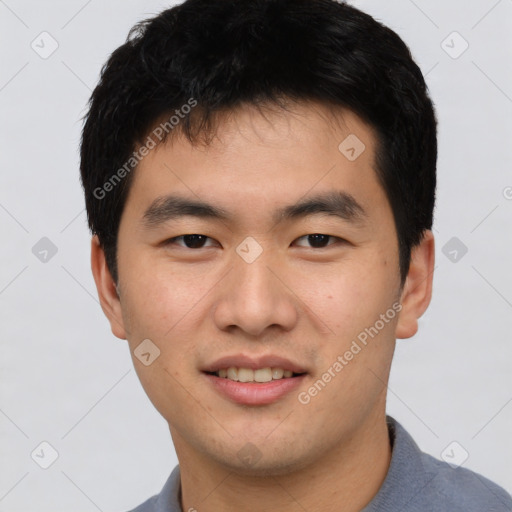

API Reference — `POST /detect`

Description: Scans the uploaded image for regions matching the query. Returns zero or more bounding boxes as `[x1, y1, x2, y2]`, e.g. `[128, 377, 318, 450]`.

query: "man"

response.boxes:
[80, 0, 512, 510]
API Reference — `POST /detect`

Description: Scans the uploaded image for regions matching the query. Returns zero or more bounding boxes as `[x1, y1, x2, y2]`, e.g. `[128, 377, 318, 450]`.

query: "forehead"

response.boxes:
[122, 100, 391, 231]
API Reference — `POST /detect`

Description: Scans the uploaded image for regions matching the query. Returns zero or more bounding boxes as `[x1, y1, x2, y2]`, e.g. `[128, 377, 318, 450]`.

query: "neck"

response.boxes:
[172, 412, 392, 512]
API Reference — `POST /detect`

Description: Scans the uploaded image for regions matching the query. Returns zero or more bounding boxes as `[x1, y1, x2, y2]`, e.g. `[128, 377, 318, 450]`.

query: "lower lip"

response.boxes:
[203, 373, 307, 406]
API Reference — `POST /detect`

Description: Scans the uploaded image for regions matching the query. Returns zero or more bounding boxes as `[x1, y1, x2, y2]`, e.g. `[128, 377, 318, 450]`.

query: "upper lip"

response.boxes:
[201, 354, 308, 374]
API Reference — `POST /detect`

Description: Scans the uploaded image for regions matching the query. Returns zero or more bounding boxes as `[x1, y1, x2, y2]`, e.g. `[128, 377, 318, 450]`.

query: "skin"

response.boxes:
[91, 100, 434, 512]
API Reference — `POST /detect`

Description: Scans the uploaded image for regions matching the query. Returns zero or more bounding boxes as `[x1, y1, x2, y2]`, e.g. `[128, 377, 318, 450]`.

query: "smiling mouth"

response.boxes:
[205, 367, 306, 383]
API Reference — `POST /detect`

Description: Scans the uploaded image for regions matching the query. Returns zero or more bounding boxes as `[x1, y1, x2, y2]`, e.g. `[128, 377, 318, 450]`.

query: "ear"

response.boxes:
[90, 235, 127, 339]
[395, 230, 435, 339]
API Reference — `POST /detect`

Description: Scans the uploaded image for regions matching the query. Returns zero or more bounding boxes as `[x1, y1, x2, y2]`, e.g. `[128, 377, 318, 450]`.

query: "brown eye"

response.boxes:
[166, 235, 216, 249]
[294, 234, 342, 248]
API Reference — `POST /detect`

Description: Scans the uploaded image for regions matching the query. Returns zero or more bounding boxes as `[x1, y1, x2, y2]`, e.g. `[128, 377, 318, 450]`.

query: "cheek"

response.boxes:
[120, 255, 207, 336]
[120, 268, 204, 413]
[313, 259, 397, 336]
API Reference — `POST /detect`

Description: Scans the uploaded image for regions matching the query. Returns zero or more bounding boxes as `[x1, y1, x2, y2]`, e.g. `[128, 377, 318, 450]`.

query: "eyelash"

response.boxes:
[164, 234, 346, 250]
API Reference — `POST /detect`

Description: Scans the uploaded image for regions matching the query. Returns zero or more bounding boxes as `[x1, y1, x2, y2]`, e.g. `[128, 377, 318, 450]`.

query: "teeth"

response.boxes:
[215, 367, 299, 382]
[227, 367, 238, 381]
[272, 368, 284, 379]
[254, 368, 272, 382]
[238, 368, 254, 382]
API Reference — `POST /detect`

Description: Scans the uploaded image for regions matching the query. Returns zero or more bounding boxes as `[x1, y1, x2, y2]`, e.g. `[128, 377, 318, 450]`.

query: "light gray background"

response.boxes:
[1, 0, 511, 510]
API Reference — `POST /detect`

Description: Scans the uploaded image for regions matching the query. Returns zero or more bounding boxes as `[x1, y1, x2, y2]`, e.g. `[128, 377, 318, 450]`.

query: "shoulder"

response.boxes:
[364, 417, 512, 512]
[124, 464, 182, 512]
[126, 495, 159, 512]
[417, 450, 512, 511]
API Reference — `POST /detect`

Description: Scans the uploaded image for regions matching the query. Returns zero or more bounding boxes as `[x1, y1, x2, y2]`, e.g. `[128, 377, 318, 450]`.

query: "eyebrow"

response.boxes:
[142, 190, 367, 229]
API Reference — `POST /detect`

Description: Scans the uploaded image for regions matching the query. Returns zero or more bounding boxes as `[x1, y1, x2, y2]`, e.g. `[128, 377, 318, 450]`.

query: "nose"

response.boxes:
[212, 245, 298, 338]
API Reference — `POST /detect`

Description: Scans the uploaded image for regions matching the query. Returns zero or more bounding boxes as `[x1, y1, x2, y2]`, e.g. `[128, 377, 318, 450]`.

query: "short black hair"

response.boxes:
[80, 0, 437, 286]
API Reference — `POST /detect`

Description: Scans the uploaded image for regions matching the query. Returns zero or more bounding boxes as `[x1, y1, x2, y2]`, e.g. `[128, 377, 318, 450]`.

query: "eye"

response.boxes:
[293, 233, 345, 249]
[164, 234, 218, 249]
[164, 233, 346, 250]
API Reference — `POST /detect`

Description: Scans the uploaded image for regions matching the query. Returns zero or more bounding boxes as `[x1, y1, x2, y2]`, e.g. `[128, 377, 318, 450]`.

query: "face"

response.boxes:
[92, 101, 433, 476]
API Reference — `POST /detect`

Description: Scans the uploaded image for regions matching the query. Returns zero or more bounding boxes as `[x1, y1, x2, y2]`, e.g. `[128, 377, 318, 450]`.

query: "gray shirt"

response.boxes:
[128, 416, 512, 511]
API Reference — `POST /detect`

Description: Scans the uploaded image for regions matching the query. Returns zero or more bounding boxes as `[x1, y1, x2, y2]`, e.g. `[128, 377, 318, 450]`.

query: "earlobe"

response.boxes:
[395, 230, 435, 339]
[90, 235, 127, 340]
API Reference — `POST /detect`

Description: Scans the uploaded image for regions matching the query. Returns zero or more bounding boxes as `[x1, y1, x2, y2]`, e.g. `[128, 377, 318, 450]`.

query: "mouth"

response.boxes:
[202, 367, 308, 406]
[204, 367, 306, 383]
[201, 354, 309, 405]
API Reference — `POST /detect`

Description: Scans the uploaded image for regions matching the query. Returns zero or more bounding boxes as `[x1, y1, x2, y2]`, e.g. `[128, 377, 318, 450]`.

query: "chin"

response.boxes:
[212, 447, 316, 478]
